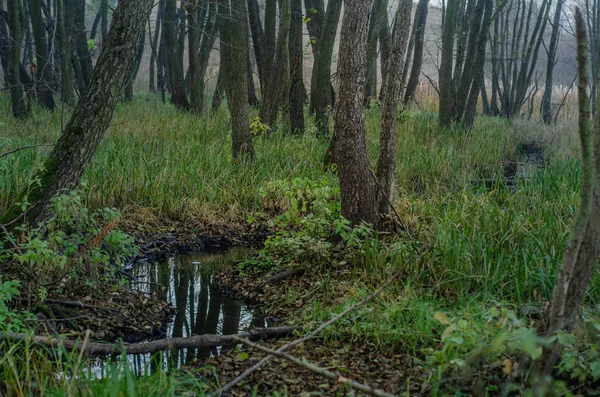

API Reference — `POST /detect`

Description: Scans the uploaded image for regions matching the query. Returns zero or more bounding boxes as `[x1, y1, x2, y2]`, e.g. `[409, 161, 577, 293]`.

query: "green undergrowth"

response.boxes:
[0, 339, 212, 396]
[1, 94, 594, 394]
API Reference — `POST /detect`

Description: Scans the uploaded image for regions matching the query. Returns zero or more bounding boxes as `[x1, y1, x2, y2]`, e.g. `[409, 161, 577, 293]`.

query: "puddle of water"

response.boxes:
[90, 247, 263, 376]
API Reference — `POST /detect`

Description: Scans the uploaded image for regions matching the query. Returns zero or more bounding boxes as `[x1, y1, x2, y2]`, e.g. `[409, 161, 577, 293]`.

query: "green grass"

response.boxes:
[0, 339, 215, 396]
[1, 94, 592, 394]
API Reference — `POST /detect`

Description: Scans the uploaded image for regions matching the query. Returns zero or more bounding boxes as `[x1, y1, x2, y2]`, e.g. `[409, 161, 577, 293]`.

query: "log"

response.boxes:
[1, 326, 301, 356]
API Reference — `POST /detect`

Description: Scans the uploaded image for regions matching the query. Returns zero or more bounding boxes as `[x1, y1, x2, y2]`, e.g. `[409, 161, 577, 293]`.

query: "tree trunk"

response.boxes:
[212, 61, 225, 111]
[289, 0, 305, 134]
[6, 0, 29, 118]
[0, 0, 155, 227]
[218, 0, 255, 159]
[30, 0, 55, 111]
[404, 0, 429, 104]
[72, 0, 93, 90]
[541, 0, 564, 124]
[56, 0, 75, 106]
[334, 0, 378, 227]
[124, 31, 146, 102]
[544, 9, 600, 373]
[149, 2, 164, 92]
[165, 0, 190, 109]
[259, 0, 291, 129]
[376, 0, 411, 216]
[247, 43, 260, 107]
[247, 0, 265, 90]
[0, 6, 10, 87]
[364, 0, 387, 105]
[188, 0, 203, 113]
[309, 0, 342, 134]
[304, 0, 324, 57]
[438, 0, 458, 127]
[198, 0, 218, 112]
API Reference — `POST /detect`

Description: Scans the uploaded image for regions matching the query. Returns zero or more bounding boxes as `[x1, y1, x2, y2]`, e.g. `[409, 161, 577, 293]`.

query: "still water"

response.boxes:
[93, 247, 263, 375]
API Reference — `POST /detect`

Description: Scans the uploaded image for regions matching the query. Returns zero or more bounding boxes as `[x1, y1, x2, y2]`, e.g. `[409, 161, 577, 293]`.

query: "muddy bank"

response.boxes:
[128, 226, 271, 266]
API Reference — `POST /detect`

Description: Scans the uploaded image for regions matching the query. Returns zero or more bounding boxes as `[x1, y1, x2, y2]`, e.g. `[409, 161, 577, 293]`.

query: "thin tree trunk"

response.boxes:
[188, 0, 203, 113]
[439, 0, 459, 127]
[541, 0, 564, 124]
[0, 0, 155, 227]
[72, 0, 93, 90]
[304, 0, 324, 57]
[198, 0, 218, 112]
[376, 0, 411, 216]
[404, 0, 429, 104]
[247, 0, 265, 90]
[309, 0, 342, 134]
[7, 0, 29, 118]
[334, 0, 378, 227]
[124, 31, 146, 102]
[544, 8, 600, 373]
[212, 61, 225, 111]
[219, 0, 255, 159]
[289, 0, 305, 134]
[30, 0, 55, 111]
[56, 0, 75, 106]
[165, 0, 190, 109]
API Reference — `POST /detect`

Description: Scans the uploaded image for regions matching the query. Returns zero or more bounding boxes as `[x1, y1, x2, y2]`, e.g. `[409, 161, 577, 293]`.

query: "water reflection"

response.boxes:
[110, 247, 264, 373]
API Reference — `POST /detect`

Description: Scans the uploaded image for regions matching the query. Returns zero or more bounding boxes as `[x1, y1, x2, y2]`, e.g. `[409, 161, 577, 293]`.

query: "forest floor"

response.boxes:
[2, 97, 600, 395]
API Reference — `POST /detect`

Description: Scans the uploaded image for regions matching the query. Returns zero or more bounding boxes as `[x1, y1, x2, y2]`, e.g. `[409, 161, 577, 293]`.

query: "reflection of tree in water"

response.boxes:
[131, 249, 263, 369]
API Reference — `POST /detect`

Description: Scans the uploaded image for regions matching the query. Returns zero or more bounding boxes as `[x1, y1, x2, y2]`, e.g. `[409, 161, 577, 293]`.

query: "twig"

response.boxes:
[231, 336, 395, 397]
[218, 272, 401, 394]
[368, 169, 411, 238]
[0, 144, 53, 159]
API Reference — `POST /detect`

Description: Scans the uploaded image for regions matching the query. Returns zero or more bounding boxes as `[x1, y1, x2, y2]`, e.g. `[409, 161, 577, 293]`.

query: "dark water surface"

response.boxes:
[93, 248, 263, 375]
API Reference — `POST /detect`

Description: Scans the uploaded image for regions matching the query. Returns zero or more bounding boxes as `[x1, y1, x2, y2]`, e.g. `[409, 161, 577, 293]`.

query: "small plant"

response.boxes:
[244, 178, 376, 271]
[0, 278, 31, 332]
[250, 117, 268, 137]
[1, 190, 138, 301]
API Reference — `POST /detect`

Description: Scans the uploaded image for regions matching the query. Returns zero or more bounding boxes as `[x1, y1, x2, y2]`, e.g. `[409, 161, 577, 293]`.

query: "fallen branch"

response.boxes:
[218, 272, 401, 394]
[1, 326, 300, 356]
[255, 267, 306, 292]
[232, 336, 395, 397]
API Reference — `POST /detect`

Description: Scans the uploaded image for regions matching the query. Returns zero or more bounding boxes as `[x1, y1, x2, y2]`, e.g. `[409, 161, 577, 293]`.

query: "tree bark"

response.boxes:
[187, 0, 203, 113]
[72, 0, 93, 91]
[304, 0, 324, 57]
[165, 0, 190, 110]
[247, 0, 265, 90]
[6, 0, 29, 118]
[289, 0, 305, 134]
[376, 0, 411, 216]
[309, 0, 342, 134]
[404, 0, 429, 104]
[218, 0, 255, 159]
[259, 0, 291, 129]
[212, 61, 225, 111]
[438, 0, 459, 127]
[56, 0, 75, 106]
[543, 8, 600, 373]
[197, 0, 218, 112]
[541, 0, 564, 124]
[30, 0, 55, 111]
[334, 0, 378, 227]
[124, 31, 146, 102]
[0, 0, 155, 227]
